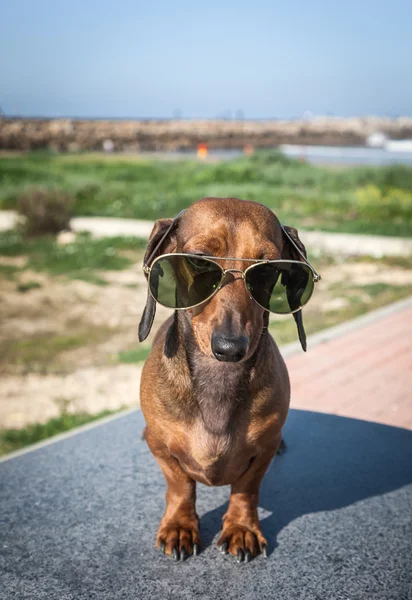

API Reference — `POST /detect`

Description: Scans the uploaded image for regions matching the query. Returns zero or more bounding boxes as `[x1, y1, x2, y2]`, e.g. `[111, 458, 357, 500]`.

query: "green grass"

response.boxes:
[355, 282, 412, 301]
[352, 255, 412, 269]
[118, 345, 151, 364]
[0, 409, 124, 456]
[1, 325, 113, 373]
[16, 280, 42, 293]
[0, 230, 146, 280]
[1, 151, 412, 236]
[0, 263, 22, 279]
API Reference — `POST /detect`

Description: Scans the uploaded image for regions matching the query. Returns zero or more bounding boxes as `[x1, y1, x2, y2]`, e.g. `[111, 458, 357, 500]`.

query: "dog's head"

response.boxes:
[139, 197, 309, 358]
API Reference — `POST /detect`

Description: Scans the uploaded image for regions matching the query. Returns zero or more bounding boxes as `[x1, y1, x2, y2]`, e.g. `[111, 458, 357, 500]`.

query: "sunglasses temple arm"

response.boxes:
[143, 209, 186, 273]
[280, 224, 321, 282]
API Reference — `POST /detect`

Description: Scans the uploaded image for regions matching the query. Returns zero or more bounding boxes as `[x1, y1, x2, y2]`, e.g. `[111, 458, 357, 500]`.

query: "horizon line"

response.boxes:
[1, 113, 411, 122]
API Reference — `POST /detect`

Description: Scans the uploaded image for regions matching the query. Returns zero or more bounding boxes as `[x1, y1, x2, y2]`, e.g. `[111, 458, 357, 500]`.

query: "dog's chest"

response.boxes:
[170, 420, 251, 486]
[191, 421, 232, 461]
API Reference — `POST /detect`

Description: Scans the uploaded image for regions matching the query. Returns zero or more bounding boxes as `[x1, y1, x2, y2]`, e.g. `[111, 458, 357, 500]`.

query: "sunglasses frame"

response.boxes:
[142, 208, 322, 314]
[145, 253, 319, 314]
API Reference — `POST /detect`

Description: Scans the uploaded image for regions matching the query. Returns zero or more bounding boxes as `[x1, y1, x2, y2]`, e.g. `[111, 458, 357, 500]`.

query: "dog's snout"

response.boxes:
[211, 332, 248, 363]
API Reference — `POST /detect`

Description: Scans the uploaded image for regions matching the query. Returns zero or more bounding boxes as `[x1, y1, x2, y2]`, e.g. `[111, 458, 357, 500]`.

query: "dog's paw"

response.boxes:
[156, 520, 201, 561]
[217, 524, 267, 563]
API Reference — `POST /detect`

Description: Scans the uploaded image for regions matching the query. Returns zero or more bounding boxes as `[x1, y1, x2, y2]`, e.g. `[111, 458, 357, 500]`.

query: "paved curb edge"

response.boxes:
[0, 407, 138, 465]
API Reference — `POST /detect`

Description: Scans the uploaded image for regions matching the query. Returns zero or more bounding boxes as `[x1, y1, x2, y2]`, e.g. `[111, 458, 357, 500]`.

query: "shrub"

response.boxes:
[17, 188, 74, 236]
[17, 281, 42, 293]
[355, 185, 412, 221]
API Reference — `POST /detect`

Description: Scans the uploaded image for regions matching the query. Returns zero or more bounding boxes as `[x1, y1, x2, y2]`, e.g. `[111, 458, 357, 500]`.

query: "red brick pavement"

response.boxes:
[286, 303, 412, 429]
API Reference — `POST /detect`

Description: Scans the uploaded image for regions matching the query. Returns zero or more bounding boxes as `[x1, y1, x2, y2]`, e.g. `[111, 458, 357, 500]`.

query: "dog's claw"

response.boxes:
[172, 548, 179, 561]
[276, 438, 287, 456]
[160, 542, 166, 554]
[220, 542, 228, 554]
[262, 544, 268, 558]
[244, 550, 251, 563]
[237, 549, 244, 563]
[193, 543, 199, 556]
[180, 548, 186, 561]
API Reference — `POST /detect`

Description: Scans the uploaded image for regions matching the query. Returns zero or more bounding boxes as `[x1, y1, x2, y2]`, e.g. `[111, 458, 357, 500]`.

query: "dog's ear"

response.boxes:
[282, 225, 307, 352]
[138, 289, 157, 342]
[138, 218, 177, 342]
[282, 225, 307, 260]
[164, 311, 180, 358]
[143, 218, 177, 265]
[293, 310, 307, 352]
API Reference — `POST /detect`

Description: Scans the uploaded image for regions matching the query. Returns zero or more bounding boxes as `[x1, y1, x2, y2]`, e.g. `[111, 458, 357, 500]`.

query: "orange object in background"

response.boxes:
[243, 144, 255, 156]
[197, 143, 208, 159]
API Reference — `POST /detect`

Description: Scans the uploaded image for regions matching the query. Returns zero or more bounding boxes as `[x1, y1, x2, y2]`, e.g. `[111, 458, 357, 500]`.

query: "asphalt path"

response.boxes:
[1, 409, 412, 599]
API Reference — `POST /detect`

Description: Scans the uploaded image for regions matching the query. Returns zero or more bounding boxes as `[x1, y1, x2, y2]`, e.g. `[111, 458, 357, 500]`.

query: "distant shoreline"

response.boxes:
[2, 114, 412, 122]
[1, 116, 412, 152]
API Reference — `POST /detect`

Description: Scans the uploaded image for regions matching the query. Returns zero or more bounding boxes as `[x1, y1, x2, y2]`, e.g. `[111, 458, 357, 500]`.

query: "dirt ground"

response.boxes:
[0, 261, 170, 429]
[1, 254, 411, 429]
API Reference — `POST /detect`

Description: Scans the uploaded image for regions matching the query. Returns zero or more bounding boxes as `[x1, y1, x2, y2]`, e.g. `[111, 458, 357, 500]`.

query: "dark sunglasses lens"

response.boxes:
[149, 255, 222, 309]
[245, 261, 314, 314]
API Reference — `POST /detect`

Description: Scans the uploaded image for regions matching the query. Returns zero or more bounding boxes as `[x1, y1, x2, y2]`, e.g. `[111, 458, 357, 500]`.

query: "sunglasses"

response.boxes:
[143, 210, 321, 315]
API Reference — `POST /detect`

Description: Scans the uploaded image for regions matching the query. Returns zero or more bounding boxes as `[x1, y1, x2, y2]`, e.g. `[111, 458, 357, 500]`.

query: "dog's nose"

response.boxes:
[211, 333, 248, 362]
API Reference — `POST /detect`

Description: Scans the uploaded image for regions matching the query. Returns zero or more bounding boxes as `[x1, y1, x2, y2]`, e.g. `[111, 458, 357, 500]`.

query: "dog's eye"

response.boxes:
[187, 256, 213, 271]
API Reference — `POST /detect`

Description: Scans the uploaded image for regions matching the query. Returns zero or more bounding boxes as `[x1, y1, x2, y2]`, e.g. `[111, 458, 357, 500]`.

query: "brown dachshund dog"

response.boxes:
[138, 197, 317, 563]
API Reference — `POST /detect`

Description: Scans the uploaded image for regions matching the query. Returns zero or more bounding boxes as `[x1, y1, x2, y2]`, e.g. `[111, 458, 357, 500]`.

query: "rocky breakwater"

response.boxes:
[1, 116, 412, 152]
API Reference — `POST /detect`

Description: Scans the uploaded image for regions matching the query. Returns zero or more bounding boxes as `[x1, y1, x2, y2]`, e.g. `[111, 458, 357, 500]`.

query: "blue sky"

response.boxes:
[1, 0, 411, 119]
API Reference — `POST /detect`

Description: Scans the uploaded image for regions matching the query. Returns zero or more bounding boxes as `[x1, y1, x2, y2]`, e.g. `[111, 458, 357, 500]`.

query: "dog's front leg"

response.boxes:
[217, 443, 279, 563]
[145, 430, 200, 560]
